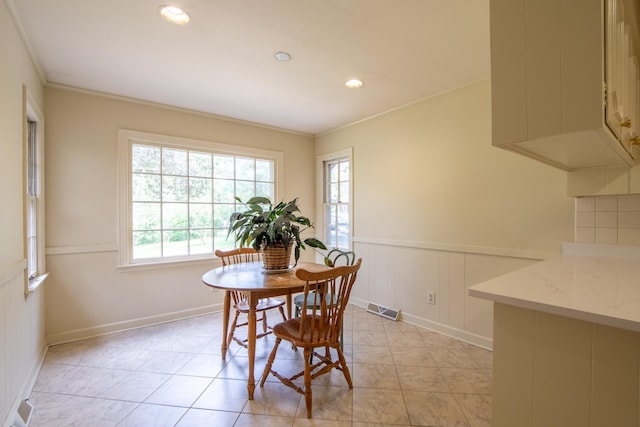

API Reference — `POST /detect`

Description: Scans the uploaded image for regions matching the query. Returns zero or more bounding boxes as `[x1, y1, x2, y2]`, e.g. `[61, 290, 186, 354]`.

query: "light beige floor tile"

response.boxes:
[174, 408, 240, 426]
[235, 413, 296, 426]
[440, 368, 492, 395]
[99, 371, 170, 401]
[135, 350, 195, 374]
[175, 353, 226, 377]
[403, 390, 470, 426]
[33, 364, 129, 397]
[193, 378, 248, 412]
[420, 330, 466, 349]
[396, 365, 450, 392]
[295, 385, 352, 421]
[244, 381, 302, 417]
[455, 393, 492, 427]
[116, 403, 187, 426]
[390, 345, 437, 367]
[28, 392, 137, 427]
[352, 388, 410, 424]
[352, 362, 400, 389]
[145, 374, 212, 407]
[351, 344, 394, 365]
[429, 347, 481, 369]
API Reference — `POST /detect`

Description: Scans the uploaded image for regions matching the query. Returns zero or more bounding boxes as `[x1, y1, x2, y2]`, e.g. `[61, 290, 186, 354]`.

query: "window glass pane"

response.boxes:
[132, 174, 161, 201]
[213, 155, 234, 178]
[214, 204, 235, 229]
[189, 177, 212, 202]
[162, 176, 188, 202]
[339, 160, 349, 180]
[236, 180, 255, 202]
[328, 162, 339, 183]
[189, 203, 213, 228]
[329, 182, 339, 203]
[132, 145, 160, 173]
[133, 231, 161, 259]
[236, 157, 255, 180]
[163, 231, 188, 257]
[162, 203, 188, 229]
[337, 204, 350, 248]
[255, 182, 274, 200]
[190, 229, 212, 255]
[256, 159, 273, 181]
[213, 178, 235, 203]
[339, 182, 350, 203]
[214, 228, 235, 250]
[162, 148, 188, 175]
[189, 151, 212, 177]
[132, 202, 161, 229]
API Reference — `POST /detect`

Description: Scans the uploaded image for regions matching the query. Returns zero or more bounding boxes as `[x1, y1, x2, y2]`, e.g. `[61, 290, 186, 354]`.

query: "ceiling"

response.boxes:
[8, 0, 490, 135]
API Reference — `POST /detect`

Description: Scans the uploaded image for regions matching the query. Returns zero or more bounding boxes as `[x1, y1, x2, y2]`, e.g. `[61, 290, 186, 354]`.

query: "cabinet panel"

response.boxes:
[490, 0, 527, 145]
[526, 0, 562, 140]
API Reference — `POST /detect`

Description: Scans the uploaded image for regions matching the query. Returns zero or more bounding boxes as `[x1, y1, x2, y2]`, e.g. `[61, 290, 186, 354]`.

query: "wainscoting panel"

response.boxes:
[351, 240, 544, 349]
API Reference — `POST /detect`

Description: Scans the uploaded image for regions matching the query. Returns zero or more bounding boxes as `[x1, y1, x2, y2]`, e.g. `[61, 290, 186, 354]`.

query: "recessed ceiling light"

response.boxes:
[274, 51, 291, 61]
[345, 79, 364, 89]
[159, 5, 190, 25]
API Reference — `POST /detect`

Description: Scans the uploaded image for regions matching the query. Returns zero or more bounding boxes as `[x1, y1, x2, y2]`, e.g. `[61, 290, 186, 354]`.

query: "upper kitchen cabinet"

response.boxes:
[490, 0, 640, 171]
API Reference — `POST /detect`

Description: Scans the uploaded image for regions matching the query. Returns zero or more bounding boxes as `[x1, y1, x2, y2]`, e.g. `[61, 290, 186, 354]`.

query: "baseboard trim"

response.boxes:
[350, 297, 493, 350]
[47, 304, 222, 345]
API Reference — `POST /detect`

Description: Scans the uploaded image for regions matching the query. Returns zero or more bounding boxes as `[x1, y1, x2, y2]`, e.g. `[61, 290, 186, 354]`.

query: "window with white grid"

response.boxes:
[118, 130, 282, 267]
[320, 149, 352, 250]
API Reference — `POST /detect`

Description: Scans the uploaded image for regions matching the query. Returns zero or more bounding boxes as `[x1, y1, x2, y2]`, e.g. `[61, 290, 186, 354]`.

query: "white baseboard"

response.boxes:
[350, 297, 493, 350]
[47, 304, 222, 345]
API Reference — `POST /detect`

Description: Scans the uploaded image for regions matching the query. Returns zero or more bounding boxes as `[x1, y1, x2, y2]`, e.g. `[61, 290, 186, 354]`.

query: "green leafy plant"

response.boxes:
[228, 196, 327, 265]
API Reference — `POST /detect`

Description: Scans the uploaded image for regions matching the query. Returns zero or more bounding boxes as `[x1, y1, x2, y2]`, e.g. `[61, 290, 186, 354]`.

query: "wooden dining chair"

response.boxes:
[260, 258, 362, 418]
[215, 248, 287, 348]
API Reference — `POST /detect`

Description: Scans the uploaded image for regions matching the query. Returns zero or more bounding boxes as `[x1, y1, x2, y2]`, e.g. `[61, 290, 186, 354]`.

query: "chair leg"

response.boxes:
[336, 347, 353, 388]
[260, 337, 282, 387]
[227, 310, 241, 348]
[278, 306, 286, 321]
[262, 312, 268, 334]
[303, 347, 313, 418]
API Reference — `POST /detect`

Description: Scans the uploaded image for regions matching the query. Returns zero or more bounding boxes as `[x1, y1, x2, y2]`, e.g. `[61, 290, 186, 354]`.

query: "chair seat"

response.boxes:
[272, 317, 333, 348]
[236, 297, 285, 313]
[293, 292, 338, 309]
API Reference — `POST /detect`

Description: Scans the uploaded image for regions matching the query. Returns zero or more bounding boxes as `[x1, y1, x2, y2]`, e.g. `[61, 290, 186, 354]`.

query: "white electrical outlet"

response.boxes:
[427, 291, 436, 305]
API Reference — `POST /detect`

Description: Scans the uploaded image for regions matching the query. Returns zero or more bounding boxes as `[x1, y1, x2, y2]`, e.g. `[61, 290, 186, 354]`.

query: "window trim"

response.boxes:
[24, 88, 48, 294]
[316, 148, 353, 251]
[117, 129, 284, 269]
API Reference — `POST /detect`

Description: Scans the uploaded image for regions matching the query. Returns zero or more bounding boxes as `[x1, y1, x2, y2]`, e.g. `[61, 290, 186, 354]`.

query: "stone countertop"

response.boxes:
[468, 243, 640, 332]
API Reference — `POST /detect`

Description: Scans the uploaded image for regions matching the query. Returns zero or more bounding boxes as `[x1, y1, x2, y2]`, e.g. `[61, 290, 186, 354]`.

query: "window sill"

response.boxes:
[28, 272, 49, 293]
[117, 256, 219, 272]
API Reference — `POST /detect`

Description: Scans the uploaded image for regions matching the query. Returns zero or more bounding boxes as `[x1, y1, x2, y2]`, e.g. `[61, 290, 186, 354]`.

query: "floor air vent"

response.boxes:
[11, 399, 33, 427]
[366, 302, 399, 321]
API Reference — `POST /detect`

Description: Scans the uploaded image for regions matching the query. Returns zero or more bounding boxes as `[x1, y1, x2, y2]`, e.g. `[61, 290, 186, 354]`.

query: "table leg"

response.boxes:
[286, 293, 293, 319]
[247, 293, 257, 399]
[221, 291, 230, 359]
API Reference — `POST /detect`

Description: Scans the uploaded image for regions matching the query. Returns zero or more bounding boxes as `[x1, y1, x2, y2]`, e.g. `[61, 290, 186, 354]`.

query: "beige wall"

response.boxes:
[316, 80, 575, 346]
[43, 86, 316, 342]
[0, 2, 46, 425]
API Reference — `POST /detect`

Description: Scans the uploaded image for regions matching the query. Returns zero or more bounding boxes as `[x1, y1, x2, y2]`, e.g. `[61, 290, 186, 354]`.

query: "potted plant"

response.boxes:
[228, 196, 327, 270]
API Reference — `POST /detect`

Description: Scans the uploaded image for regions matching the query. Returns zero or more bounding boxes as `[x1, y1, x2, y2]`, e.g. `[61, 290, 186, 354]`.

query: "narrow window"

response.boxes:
[25, 94, 48, 292]
[321, 149, 352, 250]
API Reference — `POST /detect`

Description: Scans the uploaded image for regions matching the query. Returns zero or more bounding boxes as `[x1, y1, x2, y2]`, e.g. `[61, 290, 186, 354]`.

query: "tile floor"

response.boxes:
[28, 306, 492, 426]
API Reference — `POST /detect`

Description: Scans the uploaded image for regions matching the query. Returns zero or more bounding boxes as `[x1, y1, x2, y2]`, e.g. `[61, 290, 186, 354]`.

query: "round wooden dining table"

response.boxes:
[202, 260, 330, 399]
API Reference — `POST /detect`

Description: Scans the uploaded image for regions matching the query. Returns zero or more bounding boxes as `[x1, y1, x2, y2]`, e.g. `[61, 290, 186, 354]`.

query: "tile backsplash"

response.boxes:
[575, 194, 640, 246]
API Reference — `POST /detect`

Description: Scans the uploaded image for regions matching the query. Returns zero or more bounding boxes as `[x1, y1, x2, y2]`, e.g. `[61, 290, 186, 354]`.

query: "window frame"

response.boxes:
[316, 148, 353, 251]
[117, 129, 283, 269]
[24, 88, 48, 293]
